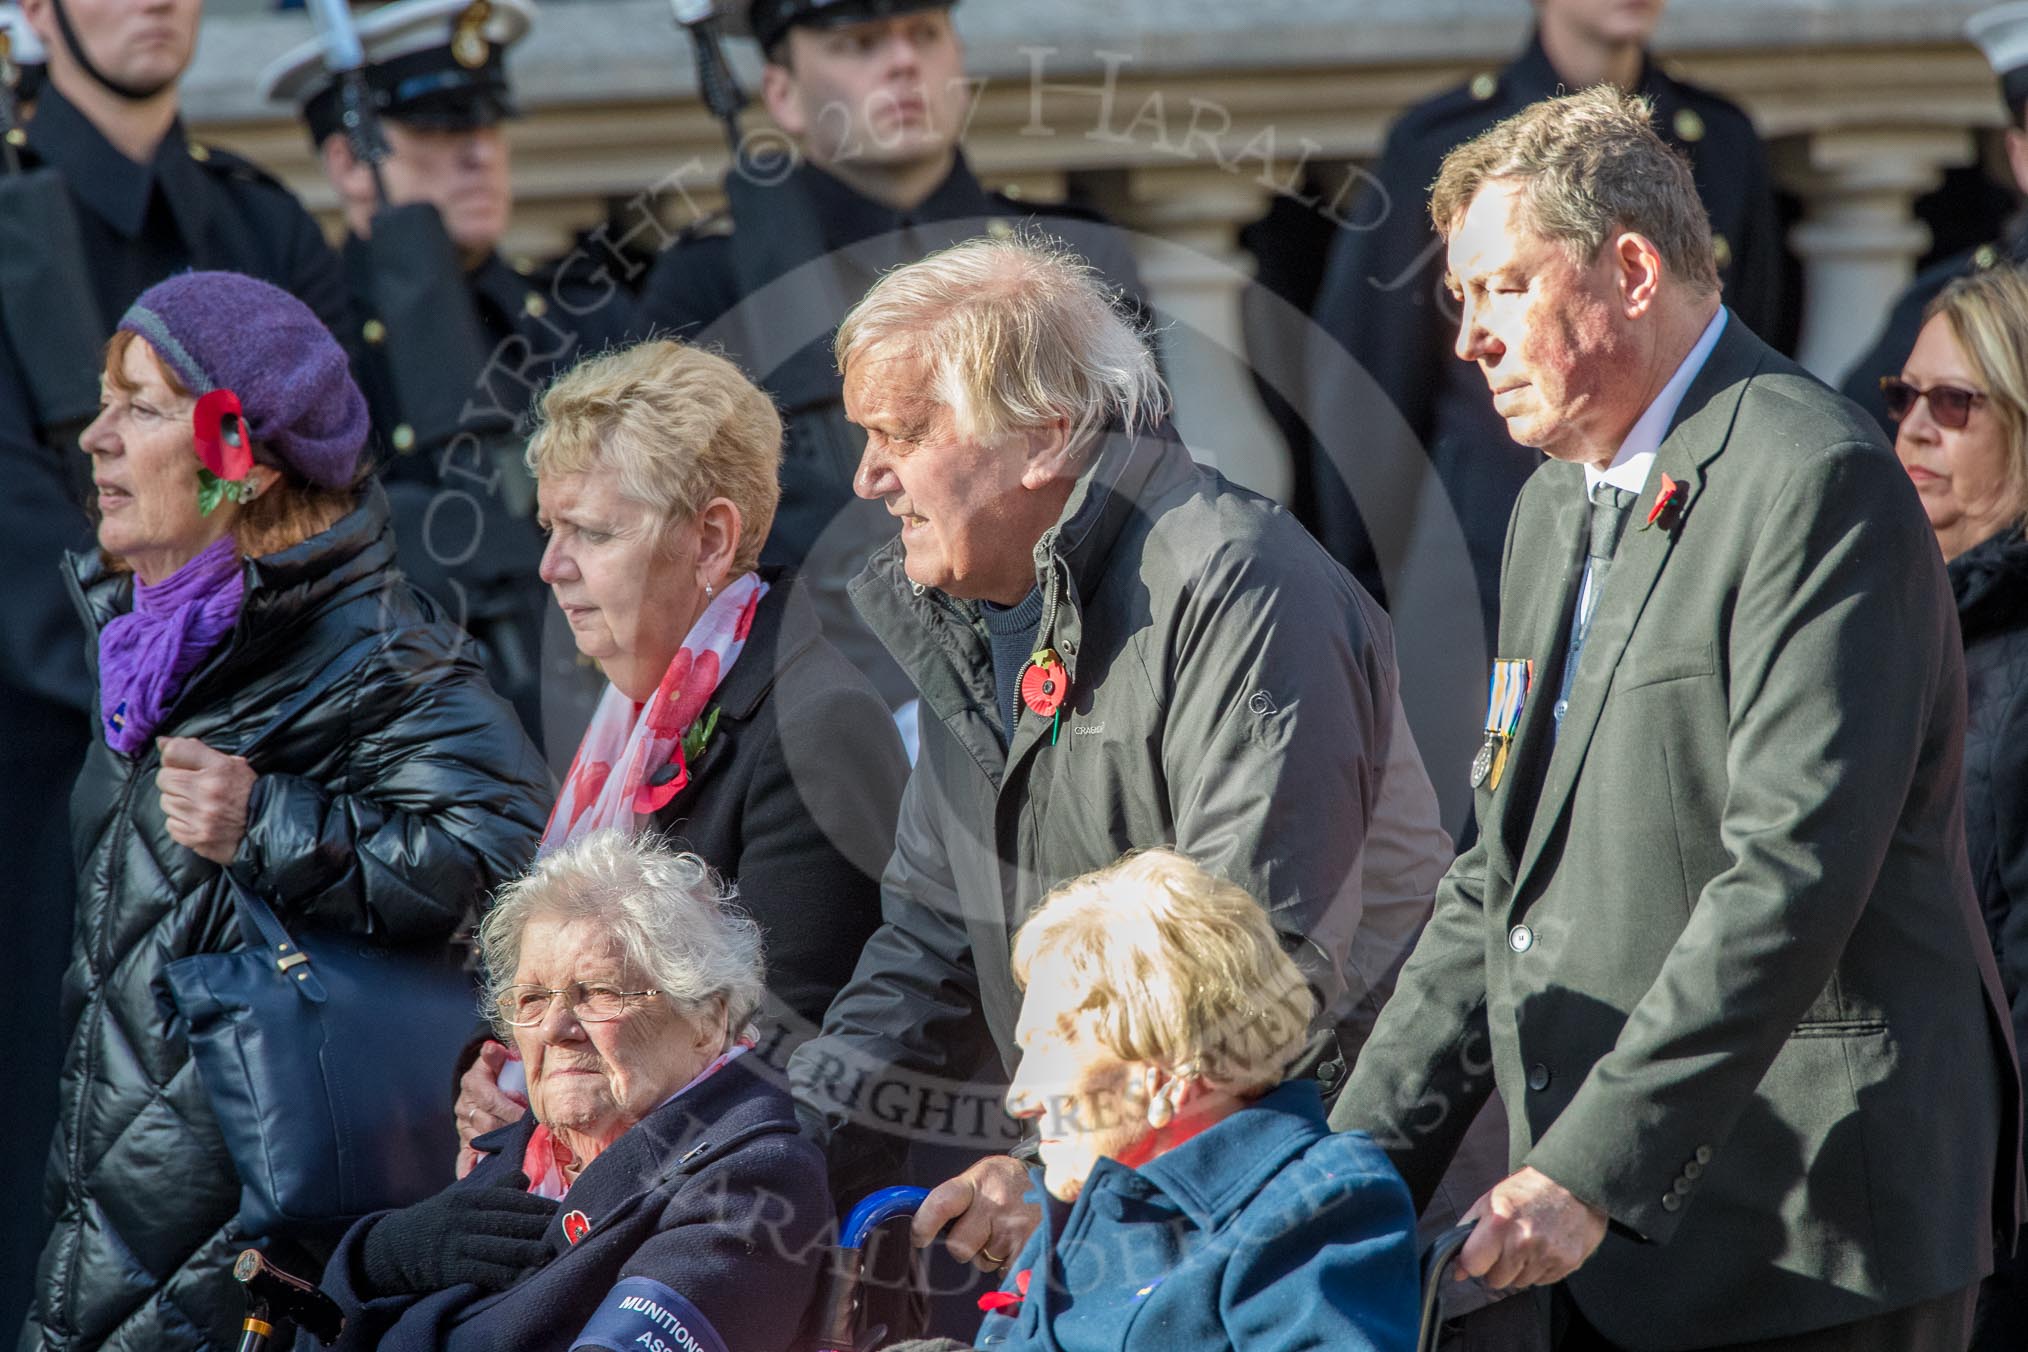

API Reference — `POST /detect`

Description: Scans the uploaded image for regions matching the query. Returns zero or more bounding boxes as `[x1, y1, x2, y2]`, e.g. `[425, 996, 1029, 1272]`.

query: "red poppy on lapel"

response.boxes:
[1644, 473, 1686, 530]
[562, 1209, 591, 1245]
[1021, 650, 1068, 718]
[978, 1268, 1032, 1314]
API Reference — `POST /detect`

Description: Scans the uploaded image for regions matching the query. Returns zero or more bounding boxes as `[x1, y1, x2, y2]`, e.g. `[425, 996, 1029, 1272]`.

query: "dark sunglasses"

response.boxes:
[1880, 377, 1989, 430]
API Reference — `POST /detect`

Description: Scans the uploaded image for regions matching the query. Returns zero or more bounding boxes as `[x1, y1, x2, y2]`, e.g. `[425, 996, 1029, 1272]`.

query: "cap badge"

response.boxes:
[452, 0, 493, 70]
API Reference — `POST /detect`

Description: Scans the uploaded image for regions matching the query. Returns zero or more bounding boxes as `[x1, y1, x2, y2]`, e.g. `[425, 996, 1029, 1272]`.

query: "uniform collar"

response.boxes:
[28, 81, 197, 239]
[794, 149, 996, 246]
[1078, 1080, 1328, 1231]
[1506, 30, 1659, 106]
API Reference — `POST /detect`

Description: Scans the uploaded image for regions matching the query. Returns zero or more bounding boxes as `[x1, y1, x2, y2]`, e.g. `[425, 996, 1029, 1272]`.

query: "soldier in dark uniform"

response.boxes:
[0, 4, 44, 108]
[0, 0, 350, 1329]
[1304, 0, 1783, 648]
[1842, 4, 2028, 434]
[262, 0, 637, 752]
[638, 0, 1145, 721]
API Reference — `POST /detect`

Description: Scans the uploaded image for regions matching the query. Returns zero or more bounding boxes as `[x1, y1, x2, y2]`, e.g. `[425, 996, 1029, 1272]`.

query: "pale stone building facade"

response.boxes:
[180, 0, 2013, 818]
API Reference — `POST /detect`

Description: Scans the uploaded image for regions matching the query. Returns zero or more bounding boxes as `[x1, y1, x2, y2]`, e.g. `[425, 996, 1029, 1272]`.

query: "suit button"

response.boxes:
[1527, 1063, 1550, 1092]
[1684, 1160, 1703, 1181]
[1508, 924, 1535, 953]
[1695, 1146, 1713, 1165]
[1673, 1177, 1693, 1196]
[1661, 1193, 1682, 1213]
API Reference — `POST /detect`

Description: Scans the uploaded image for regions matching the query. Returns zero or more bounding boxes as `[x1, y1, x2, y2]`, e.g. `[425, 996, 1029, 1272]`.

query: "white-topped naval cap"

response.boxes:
[1969, 2, 2028, 78]
[258, 0, 537, 108]
[0, 4, 47, 69]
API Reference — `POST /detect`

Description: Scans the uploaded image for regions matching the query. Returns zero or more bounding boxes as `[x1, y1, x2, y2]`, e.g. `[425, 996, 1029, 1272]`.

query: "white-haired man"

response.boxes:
[787, 234, 1459, 1272]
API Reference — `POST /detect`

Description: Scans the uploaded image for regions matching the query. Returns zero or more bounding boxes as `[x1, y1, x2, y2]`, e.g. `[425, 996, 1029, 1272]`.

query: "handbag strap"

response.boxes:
[223, 871, 329, 1005]
[218, 630, 388, 1006]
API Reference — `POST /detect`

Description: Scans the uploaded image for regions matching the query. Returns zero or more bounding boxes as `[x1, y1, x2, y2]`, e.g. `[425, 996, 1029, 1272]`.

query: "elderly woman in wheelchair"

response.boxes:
[309, 829, 831, 1351]
[962, 849, 1423, 1352]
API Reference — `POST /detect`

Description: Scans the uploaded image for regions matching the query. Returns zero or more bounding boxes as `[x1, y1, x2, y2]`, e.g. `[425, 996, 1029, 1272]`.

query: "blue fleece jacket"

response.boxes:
[975, 1080, 1419, 1352]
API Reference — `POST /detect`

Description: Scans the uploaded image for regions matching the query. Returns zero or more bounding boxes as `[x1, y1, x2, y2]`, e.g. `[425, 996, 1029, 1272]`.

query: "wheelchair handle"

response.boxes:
[840, 1185, 931, 1249]
[1417, 1221, 1477, 1352]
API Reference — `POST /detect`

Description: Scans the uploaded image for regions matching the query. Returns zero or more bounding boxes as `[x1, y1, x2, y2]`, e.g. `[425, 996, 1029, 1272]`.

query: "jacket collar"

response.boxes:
[68, 481, 400, 682]
[1075, 1081, 1328, 1232]
[28, 82, 202, 242]
[711, 567, 823, 722]
[473, 1055, 801, 1254]
[1950, 527, 2028, 642]
[847, 425, 1194, 782]
[1504, 312, 1765, 903]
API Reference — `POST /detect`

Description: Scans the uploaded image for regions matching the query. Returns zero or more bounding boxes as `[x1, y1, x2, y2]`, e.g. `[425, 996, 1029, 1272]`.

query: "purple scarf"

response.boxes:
[98, 535, 246, 756]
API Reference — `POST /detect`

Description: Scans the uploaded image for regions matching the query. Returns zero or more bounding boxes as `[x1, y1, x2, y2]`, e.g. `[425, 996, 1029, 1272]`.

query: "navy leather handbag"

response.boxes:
[160, 636, 481, 1237]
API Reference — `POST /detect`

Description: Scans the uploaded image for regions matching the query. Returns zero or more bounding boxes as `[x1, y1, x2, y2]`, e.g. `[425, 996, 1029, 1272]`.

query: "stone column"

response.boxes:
[1779, 127, 1977, 383]
[1089, 166, 1289, 503]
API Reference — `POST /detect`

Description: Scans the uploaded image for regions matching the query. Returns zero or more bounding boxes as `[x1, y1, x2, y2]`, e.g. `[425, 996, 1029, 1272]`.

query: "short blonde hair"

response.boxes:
[526, 340, 782, 574]
[1010, 849, 1315, 1097]
[478, 829, 766, 1043]
[1431, 84, 1721, 297]
[834, 233, 1166, 455]
[1925, 266, 2028, 530]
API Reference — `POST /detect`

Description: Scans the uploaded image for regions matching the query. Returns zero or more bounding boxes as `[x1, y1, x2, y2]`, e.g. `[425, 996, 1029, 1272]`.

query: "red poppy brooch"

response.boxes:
[1020, 648, 1070, 744]
[193, 388, 256, 516]
[1642, 472, 1687, 532]
[978, 1268, 1032, 1315]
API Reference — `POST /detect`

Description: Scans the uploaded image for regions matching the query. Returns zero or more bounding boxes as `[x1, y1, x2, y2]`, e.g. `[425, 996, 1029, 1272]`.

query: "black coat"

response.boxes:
[1954, 529, 2028, 1068]
[1956, 529, 2028, 1352]
[22, 487, 550, 1352]
[0, 91, 354, 1319]
[643, 571, 904, 1038]
[1303, 34, 1784, 647]
[318, 1056, 831, 1352]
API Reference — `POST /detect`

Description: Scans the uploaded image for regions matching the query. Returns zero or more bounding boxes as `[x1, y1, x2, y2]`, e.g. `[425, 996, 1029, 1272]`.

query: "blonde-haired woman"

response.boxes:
[975, 850, 1420, 1352]
[1887, 264, 2028, 1351]
[454, 339, 906, 1167]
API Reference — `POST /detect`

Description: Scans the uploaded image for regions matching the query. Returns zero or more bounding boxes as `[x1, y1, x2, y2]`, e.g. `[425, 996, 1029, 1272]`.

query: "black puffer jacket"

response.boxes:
[1956, 528, 2028, 1068]
[23, 487, 550, 1352]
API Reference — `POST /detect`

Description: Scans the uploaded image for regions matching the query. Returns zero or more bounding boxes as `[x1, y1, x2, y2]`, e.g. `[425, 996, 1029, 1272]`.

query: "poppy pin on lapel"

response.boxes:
[1642, 473, 1686, 531]
[1021, 647, 1069, 744]
[562, 1209, 591, 1245]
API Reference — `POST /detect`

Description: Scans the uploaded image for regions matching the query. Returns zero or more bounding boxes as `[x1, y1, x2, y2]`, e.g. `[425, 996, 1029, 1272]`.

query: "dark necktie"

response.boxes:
[1554, 484, 1637, 733]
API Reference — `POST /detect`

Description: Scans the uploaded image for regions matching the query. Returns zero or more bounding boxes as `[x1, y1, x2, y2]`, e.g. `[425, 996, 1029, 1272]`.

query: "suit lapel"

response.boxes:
[1508, 318, 1763, 906]
[1487, 475, 1587, 880]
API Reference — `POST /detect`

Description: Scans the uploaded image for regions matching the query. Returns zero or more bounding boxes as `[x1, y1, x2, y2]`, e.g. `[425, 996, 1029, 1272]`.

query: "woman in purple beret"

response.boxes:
[21, 271, 553, 1352]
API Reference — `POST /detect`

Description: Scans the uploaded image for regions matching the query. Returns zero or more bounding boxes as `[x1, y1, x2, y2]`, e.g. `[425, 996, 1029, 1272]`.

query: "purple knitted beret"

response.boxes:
[117, 271, 368, 489]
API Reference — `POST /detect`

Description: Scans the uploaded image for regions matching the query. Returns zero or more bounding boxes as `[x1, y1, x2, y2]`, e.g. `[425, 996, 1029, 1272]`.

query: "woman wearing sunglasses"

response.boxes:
[1884, 263, 2028, 1352]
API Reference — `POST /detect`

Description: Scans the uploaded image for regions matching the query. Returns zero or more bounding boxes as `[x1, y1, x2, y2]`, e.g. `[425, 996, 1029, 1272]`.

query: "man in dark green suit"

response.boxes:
[1334, 86, 2023, 1351]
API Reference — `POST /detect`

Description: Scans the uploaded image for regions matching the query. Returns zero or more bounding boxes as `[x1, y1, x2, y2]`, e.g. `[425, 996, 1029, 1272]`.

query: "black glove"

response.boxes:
[360, 1170, 557, 1297]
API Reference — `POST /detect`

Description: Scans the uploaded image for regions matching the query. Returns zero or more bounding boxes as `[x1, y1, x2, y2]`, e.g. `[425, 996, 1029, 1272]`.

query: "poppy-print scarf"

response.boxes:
[541, 572, 765, 853]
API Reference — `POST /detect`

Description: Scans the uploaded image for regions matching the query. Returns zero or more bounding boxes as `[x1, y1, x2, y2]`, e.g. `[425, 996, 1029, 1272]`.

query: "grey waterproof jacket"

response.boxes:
[791, 429, 1451, 1189]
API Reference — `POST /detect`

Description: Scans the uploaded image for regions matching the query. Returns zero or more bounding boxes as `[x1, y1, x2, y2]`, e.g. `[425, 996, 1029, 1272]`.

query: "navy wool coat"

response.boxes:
[975, 1081, 1419, 1352]
[314, 1058, 832, 1352]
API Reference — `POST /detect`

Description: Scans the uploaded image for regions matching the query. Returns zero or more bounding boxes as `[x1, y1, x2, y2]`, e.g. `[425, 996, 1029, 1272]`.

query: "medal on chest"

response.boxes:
[1471, 658, 1532, 791]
